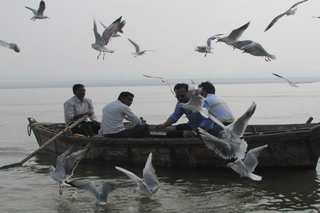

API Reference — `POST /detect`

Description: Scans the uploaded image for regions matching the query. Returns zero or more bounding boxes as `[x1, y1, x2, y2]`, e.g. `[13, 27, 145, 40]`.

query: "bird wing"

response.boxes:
[290, 0, 308, 9]
[264, 13, 286, 32]
[227, 21, 250, 40]
[128, 38, 140, 53]
[143, 74, 175, 95]
[55, 145, 75, 176]
[198, 128, 234, 159]
[272, 73, 296, 86]
[243, 145, 268, 172]
[0, 40, 10, 48]
[143, 153, 160, 190]
[101, 16, 122, 45]
[63, 143, 91, 178]
[93, 19, 105, 45]
[115, 166, 148, 190]
[25, 6, 37, 15]
[37, 1, 46, 16]
[227, 102, 256, 138]
[69, 179, 100, 200]
[228, 40, 253, 50]
[100, 180, 117, 201]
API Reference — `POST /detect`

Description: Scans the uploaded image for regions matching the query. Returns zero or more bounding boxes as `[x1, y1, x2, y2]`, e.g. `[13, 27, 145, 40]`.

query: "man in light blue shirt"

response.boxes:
[153, 83, 213, 138]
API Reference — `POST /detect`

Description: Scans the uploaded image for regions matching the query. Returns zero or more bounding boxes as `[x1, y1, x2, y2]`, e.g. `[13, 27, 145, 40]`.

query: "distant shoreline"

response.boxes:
[1, 77, 319, 89]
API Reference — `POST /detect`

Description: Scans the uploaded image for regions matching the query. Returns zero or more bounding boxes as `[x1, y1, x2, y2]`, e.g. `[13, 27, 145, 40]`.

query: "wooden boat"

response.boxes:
[27, 117, 320, 170]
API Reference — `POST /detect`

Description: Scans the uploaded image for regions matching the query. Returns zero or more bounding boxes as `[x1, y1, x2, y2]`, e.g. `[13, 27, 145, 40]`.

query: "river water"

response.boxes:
[1, 82, 320, 212]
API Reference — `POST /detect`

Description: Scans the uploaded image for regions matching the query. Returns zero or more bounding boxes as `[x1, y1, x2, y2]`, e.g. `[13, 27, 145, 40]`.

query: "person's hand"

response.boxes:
[184, 130, 196, 138]
[152, 124, 165, 132]
[86, 111, 93, 116]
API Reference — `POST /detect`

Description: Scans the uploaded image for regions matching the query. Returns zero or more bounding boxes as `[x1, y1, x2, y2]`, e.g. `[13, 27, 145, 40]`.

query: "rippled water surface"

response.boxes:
[1, 83, 320, 212]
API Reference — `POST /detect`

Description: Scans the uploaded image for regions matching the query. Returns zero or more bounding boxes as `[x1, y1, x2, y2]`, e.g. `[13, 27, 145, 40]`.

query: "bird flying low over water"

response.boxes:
[271, 72, 298, 87]
[68, 180, 117, 205]
[115, 152, 160, 197]
[0, 40, 20, 52]
[240, 41, 276, 62]
[25, 0, 49, 21]
[128, 38, 154, 57]
[195, 34, 223, 57]
[227, 144, 268, 181]
[264, 0, 309, 32]
[49, 143, 92, 195]
[92, 16, 122, 60]
[216, 21, 250, 45]
[142, 74, 175, 95]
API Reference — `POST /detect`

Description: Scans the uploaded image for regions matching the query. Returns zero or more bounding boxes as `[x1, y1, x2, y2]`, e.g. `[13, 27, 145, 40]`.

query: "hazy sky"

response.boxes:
[0, 0, 319, 84]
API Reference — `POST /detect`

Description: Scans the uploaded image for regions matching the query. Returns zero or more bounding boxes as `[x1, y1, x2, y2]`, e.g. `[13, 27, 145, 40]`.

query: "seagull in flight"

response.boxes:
[227, 144, 268, 181]
[264, 0, 309, 32]
[0, 40, 20, 52]
[92, 17, 122, 59]
[241, 41, 276, 62]
[25, 0, 49, 21]
[195, 34, 223, 57]
[100, 18, 126, 38]
[272, 72, 298, 87]
[68, 180, 117, 205]
[199, 102, 257, 160]
[178, 87, 204, 113]
[216, 21, 250, 45]
[115, 152, 160, 197]
[142, 74, 175, 95]
[128, 38, 154, 57]
[49, 143, 91, 195]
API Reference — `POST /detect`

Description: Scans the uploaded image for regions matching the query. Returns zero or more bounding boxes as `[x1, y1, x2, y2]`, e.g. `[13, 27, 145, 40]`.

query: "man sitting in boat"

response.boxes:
[64, 84, 100, 136]
[152, 83, 213, 138]
[198, 81, 235, 133]
[100, 91, 150, 138]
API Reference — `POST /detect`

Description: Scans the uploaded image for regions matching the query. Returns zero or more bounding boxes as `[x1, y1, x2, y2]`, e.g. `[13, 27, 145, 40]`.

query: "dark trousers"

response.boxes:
[70, 121, 99, 137]
[104, 124, 150, 138]
[166, 123, 192, 138]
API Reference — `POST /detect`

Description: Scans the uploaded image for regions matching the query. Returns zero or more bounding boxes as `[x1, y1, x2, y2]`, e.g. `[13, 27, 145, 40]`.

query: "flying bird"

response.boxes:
[195, 34, 223, 57]
[142, 74, 175, 95]
[264, 0, 309, 32]
[100, 18, 126, 38]
[216, 21, 250, 45]
[241, 42, 276, 62]
[49, 143, 91, 195]
[178, 87, 204, 113]
[0, 40, 20, 52]
[25, 0, 49, 21]
[68, 180, 117, 205]
[271, 72, 298, 87]
[92, 17, 122, 59]
[115, 152, 160, 197]
[128, 38, 154, 57]
[227, 144, 268, 181]
[228, 40, 253, 51]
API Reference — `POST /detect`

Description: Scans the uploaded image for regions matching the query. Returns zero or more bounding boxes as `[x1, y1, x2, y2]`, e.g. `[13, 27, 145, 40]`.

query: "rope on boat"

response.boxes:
[27, 117, 55, 136]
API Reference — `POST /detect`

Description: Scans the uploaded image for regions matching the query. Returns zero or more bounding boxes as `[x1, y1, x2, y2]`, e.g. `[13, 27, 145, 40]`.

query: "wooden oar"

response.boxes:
[0, 114, 89, 170]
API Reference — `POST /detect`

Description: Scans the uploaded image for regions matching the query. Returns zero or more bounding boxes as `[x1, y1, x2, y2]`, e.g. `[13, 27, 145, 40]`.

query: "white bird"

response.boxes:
[228, 40, 253, 51]
[241, 42, 276, 62]
[100, 19, 126, 38]
[0, 40, 20, 52]
[128, 38, 154, 57]
[68, 180, 117, 205]
[195, 34, 223, 57]
[92, 17, 122, 60]
[25, 0, 49, 21]
[178, 87, 204, 113]
[272, 72, 298, 87]
[264, 0, 309, 32]
[142, 74, 175, 95]
[227, 144, 268, 181]
[49, 143, 91, 195]
[115, 152, 160, 197]
[216, 21, 250, 45]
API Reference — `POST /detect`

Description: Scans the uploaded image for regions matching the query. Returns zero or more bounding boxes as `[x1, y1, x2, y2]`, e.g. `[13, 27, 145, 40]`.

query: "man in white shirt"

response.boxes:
[64, 84, 100, 136]
[101, 91, 149, 138]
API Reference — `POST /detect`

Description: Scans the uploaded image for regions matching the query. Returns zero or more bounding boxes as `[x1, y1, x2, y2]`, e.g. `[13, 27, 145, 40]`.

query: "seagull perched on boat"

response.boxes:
[240, 41, 276, 62]
[264, 0, 309, 32]
[68, 180, 117, 205]
[92, 17, 122, 59]
[100, 18, 126, 38]
[49, 143, 92, 195]
[195, 34, 223, 57]
[142, 74, 175, 95]
[25, 0, 49, 21]
[0, 40, 20, 52]
[198, 102, 257, 160]
[227, 144, 268, 181]
[115, 152, 160, 197]
[272, 72, 298, 87]
[216, 21, 250, 45]
[128, 38, 154, 57]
